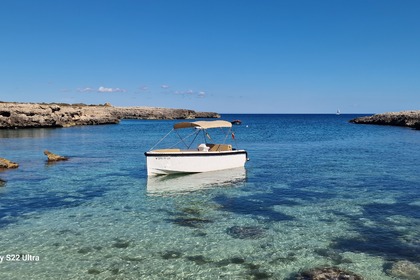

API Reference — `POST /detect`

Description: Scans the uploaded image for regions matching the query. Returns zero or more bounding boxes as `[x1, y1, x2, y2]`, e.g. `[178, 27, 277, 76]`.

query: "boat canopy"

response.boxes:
[173, 120, 232, 130]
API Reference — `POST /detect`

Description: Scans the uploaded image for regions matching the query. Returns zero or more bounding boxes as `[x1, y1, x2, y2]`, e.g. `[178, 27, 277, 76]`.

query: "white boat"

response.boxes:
[145, 120, 248, 176]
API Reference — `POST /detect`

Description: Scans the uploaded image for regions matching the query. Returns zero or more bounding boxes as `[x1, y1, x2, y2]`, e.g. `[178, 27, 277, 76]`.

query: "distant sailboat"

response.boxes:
[336, 109, 341, 115]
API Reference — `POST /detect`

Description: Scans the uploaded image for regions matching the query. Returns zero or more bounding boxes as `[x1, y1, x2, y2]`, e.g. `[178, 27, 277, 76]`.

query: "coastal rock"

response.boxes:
[0, 102, 119, 128]
[296, 266, 363, 280]
[387, 260, 420, 280]
[0, 102, 220, 129]
[44, 150, 69, 162]
[350, 110, 420, 129]
[0, 157, 19, 168]
[111, 106, 196, 120]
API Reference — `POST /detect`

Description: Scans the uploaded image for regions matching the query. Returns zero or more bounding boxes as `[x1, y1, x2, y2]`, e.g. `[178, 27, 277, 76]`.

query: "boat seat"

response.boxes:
[207, 144, 232, 151]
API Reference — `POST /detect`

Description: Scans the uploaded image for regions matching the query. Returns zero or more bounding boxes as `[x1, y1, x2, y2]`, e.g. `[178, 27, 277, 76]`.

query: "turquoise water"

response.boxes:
[0, 114, 419, 279]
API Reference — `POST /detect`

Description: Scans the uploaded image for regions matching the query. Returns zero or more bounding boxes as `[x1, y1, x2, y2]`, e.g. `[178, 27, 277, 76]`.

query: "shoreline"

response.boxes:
[0, 101, 220, 129]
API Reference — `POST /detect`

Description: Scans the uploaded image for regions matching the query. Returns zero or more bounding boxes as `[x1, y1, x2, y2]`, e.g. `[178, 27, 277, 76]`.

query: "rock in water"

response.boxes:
[296, 267, 364, 280]
[387, 260, 420, 280]
[0, 178, 6, 187]
[0, 157, 19, 168]
[44, 150, 69, 162]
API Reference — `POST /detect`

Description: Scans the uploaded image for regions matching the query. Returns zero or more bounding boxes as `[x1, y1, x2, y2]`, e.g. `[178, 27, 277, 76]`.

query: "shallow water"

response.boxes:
[0, 114, 419, 279]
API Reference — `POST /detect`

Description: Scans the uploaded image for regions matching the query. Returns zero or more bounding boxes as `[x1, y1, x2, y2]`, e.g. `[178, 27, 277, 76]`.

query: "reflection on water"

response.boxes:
[147, 167, 247, 195]
[0, 128, 55, 138]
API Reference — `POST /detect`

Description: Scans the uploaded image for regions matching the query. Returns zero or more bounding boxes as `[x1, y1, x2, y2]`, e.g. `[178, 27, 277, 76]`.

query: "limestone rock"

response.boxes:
[110, 106, 220, 120]
[387, 260, 420, 280]
[0, 102, 220, 129]
[296, 266, 363, 280]
[0, 157, 19, 168]
[44, 150, 69, 162]
[0, 102, 120, 128]
[350, 110, 420, 129]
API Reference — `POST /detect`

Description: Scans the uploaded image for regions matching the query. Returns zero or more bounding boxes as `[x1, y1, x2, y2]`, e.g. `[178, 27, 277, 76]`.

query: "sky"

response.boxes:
[1, 0, 419, 114]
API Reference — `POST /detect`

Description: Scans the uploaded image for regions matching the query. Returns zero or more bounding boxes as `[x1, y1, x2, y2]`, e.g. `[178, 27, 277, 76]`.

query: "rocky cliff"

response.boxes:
[350, 111, 420, 130]
[112, 106, 198, 120]
[0, 102, 220, 129]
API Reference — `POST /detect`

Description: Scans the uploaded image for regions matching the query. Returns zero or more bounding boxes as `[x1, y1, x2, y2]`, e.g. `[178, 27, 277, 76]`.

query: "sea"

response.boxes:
[0, 114, 419, 280]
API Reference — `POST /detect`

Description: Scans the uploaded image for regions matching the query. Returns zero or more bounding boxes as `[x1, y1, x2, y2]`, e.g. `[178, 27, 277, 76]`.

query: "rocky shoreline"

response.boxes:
[350, 110, 420, 130]
[0, 102, 220, 129]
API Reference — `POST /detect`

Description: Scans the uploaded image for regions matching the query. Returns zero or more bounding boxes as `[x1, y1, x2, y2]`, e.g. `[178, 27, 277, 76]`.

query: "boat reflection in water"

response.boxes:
[146, 167, 246, 196]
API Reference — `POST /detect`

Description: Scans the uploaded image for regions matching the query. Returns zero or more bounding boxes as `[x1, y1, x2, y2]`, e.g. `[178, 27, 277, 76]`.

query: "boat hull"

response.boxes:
[145, 150, 248, 176]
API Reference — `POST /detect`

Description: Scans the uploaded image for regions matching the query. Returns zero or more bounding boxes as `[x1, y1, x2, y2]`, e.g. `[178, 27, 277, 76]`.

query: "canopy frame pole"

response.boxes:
[149, 129, 174, 151]
[186, 129, 201, 149]
[222, 127, 230, 144]
[174, 129, 200, 149]
[202, 128, 210, 144]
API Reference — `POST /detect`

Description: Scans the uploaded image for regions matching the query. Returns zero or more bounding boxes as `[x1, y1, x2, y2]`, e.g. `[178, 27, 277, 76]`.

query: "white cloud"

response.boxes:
[161, 84, 170, 89]
[98, 86, 126, 93]
[171, 89, 207, 98]
[77, 86, 126, 93]
[77, 87, 95, 93]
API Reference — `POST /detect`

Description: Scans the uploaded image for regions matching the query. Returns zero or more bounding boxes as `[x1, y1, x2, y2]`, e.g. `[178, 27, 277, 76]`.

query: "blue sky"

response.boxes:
[1, 0, 419, 113]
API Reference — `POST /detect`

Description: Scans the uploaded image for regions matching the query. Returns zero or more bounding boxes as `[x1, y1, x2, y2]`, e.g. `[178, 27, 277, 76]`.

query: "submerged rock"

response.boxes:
[44, 150, 69, 162]
[249, 269, 273, 279]
[296, 267, 363, 280]
[161, 250, 182, 259]
[77, 247, 94, 254]
[121, 256, 143, 262]
[171, 217, 213, 228]
[0, 157, 19, 168]
[112, 240, 130, 249]
[87, 268, 101, 275]
[186, 255, 211, 265]
[226, 226, 266, 239]
[387, 260, 420, 280]
[314, 248, 353, 265]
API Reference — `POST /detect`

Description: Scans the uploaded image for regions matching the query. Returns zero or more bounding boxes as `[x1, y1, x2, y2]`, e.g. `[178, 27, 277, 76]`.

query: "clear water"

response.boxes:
[0, 114, 419, 279]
